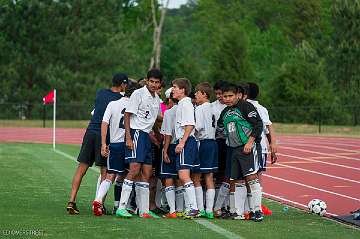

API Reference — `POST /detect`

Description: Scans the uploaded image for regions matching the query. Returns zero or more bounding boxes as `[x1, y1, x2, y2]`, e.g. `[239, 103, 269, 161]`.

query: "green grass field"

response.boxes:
[0, 143, 359, 239]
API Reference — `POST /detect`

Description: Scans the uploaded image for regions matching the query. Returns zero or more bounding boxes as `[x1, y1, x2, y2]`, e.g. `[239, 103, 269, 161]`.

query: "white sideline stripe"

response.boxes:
[279, 140, 360, 148]
[278, 153, 360, 171]
[280, 145, 360, 161]
[275, 162, 360, 184]
[263, 192, 338, 217]
[54, 149, 99, 173]
[263, 174, 360, 202]
[54, 149, 243, 239]
[279, 142, 360, 153]
[195, 219, 244, 239]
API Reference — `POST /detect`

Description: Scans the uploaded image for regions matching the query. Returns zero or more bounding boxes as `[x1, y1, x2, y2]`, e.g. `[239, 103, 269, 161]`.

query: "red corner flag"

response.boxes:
[43, 90, 55, 104]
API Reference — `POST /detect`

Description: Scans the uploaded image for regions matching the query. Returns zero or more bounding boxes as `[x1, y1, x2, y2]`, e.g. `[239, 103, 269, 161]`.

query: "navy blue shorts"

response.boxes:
[125, 129, 152, 165]
[258, 153, 267, 172]
[193, 139, 218, 173]
[176, 136, 199, 171]
[107, 142, 127, 174]
[225, 146, 233, 178]
[159, 144, 178, 179]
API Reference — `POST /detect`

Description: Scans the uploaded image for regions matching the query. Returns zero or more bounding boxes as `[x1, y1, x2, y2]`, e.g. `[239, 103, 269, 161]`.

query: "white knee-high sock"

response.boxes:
[229, 192, 236, 213]
[95, 174, 102, 197]
[118, 179, 133, 210]
[206, 189, 216, 213]
[249, 179, 262, 212]
[95, 179, 112, 202]
[234, 183, 247, 215]
[137, 182, 150, 214]
[175, 186, 184, 212]
[155, 180, 163, 208]
[184, 181, 198, 210]
[195, 186, 204, 211]
[214, 182, 230, 211]
[165, 186, 176, 213]
[244, 193, 250, 212]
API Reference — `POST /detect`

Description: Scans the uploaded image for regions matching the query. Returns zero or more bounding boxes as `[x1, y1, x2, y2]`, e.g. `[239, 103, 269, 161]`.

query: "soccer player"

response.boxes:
[159, 89, 179, 218]
[66, 73, 128, 215]
[218, 83, 264, 222]
[246, 82, 277, 215]
[116, 69, 163, 219]
[171, 78, 200, 218]
[192, 82, 218, 219]
[91, 84, 138, 216]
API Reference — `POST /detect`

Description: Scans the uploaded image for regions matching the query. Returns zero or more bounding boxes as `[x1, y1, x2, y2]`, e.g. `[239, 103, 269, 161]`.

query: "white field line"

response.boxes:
[274, 162, 360, 184]
[277, 153, 360, 171]
[279, 145, 360, 161]
[54, 149, 244, 239]
[263, 174, 360, 202]
[263, 192, 338, 217]
[279, 142, 360, 154]
[195, 220, 245, 239]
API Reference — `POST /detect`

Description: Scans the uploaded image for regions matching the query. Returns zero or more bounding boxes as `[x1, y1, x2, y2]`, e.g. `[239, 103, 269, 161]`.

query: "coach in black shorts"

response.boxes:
[66, 73, 128, 215]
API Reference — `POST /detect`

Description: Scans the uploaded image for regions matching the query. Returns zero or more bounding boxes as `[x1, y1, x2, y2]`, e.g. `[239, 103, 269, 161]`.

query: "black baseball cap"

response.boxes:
[112, 73, 129, 86]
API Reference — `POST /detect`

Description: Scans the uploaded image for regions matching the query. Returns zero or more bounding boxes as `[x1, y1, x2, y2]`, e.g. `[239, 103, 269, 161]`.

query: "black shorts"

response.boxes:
[77, 129, 106, 167]
[230, 143, 261, 180]
[216, 138, 227, 174]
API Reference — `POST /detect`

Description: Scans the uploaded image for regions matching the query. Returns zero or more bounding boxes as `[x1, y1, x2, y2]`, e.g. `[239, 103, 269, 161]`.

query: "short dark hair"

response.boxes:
[195, 82, 213, 99]
[240, 82, 249, 95]
[112, 73, 128, 87]
[221, 83, 239, 94]
[213, 80, 227, 91]
[124, 82, 140, 97]
[172, 78, 192, 96]
[147, 68, 163, 81]
[247, 82, 259, 100]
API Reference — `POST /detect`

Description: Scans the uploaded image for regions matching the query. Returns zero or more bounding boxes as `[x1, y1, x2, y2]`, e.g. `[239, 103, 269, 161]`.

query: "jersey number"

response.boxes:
[144, 110, 150, 119]
[119, 108, 126, 129]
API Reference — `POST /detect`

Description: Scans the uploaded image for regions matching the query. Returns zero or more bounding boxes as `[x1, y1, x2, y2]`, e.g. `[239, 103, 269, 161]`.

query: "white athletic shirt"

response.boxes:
[195, 102, 216, 140]
[211, 100, 226, 139]
[126, 86, 161, 133]
[160, 105, 178, 144]
[247, 99, 272, 153]
[175, 97, 195, 140]
[102, 97, 129, 143]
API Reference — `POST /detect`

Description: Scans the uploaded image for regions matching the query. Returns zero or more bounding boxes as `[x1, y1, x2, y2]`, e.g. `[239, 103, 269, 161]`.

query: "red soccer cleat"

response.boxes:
[92, 200, 103, 216]
[261, 205, 272, 216]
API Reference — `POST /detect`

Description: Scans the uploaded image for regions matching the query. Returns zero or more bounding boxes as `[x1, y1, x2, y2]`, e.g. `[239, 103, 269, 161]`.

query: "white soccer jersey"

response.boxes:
[102, 97, 129, 143]
[125, 86, 161, 133]
[247, 99, 272, 153]
[160, 105, 177, 144]
[175, 97, 195, 140]
[211, 99, 227, 139]
[195, 102, 216, 140]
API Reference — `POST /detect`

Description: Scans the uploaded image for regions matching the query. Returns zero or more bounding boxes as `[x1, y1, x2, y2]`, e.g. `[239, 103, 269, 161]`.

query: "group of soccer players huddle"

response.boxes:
[66, 68, 277, 222]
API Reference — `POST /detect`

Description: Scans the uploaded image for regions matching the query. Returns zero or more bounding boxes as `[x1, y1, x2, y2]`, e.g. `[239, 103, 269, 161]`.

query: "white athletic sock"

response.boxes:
[95, 174, 102, 197]
[137, 182, 150, 214]
[229, 192, 236, 213]
[165, 186, 176, 213]
[247, 193, 254, 212]
[244, 194, 250, 212]
[234, 183, 247, 216]
[205, 189, 216, 213]
[118, 179, 133, 210]
[249, 179, 262, 212]
[184, 181, 198, 210]
[175, 186, 184, 212]
[135, 184, 140, 212]
[95, 179, 112, 202]
[155, 180, 163, 208]
[214, 182, 230, 211]
[195, 186, 204, 211]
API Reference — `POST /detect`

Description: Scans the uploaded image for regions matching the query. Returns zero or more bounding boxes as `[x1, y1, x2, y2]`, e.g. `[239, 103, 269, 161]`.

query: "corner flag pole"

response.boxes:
[53, 89, 56, 150]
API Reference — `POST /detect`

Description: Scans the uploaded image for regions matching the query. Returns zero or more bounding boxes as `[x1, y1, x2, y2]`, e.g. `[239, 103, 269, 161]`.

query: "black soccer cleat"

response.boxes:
[66, 201, 80, 215]
[253, 210, 264, 222]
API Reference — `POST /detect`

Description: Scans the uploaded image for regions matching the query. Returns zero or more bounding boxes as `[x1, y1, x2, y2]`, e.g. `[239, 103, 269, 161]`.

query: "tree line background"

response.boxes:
[0, 0, 359, 125]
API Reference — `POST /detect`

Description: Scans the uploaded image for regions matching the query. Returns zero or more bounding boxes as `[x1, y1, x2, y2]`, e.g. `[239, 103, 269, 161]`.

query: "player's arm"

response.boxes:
[163, 134, 172, 163]
[124, 112, 133, 150]
[242, 103, 263, 154]
[101, 121, 109, 157]
[266, 124, 278, 164]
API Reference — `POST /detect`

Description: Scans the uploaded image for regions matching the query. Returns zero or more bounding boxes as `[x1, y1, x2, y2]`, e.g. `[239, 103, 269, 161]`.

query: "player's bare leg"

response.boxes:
[67, 162, 89, 214]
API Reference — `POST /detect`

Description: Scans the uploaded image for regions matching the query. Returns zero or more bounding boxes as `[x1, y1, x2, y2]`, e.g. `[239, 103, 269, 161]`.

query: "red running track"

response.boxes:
[0, 127, 359, 216]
